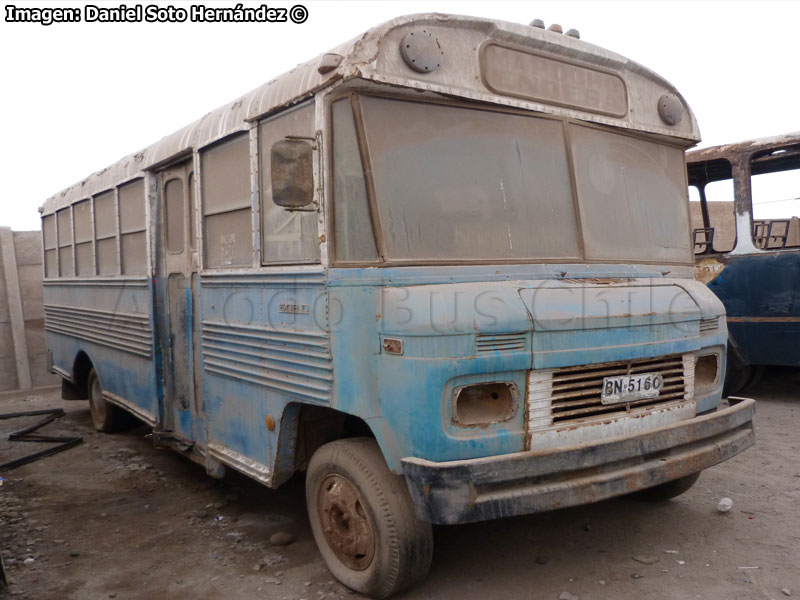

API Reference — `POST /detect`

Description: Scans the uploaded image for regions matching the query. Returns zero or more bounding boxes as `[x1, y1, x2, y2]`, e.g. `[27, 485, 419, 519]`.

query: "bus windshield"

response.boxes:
[346, 95, 691, 264]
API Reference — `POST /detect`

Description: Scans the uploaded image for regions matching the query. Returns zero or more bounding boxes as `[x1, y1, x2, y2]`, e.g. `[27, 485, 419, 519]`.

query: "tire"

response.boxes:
[87, 368, 135, 433]
[745, 365, 765, 391]
[306, 438, 433, 599]
[723, 363, 752, 396]
[631, 472, 701, 502]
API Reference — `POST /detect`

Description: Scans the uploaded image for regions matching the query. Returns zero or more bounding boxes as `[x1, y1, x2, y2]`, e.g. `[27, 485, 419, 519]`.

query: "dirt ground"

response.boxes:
[1, 370, 798, 600]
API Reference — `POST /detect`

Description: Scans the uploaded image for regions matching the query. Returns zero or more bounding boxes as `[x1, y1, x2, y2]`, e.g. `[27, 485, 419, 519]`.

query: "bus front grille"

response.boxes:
[527, 354, 695, 431]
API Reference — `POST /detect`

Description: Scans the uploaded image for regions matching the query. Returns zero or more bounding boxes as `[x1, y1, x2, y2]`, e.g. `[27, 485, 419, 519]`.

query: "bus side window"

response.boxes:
[119, 179, 147, 274]
[164, 178, 184, 253]
[687, 158, 736, 254]
[259, 103, 319, 264]
[73, 199, 93, 276]
[201, 133, 252, 269]
[42, 214, 57, 278]
[94, 190, 119, 275]
[56, 208, 74, 277]
[750, 146, 800, 249]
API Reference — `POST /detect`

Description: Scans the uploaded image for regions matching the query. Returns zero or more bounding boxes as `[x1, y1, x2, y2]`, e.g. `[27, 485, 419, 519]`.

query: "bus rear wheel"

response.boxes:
[87, 369, 133, 433]
[306, 438, 433, 599]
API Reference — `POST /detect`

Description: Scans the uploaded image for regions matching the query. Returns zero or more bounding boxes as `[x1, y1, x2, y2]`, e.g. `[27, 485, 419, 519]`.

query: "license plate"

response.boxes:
[601, 372, 663, 404]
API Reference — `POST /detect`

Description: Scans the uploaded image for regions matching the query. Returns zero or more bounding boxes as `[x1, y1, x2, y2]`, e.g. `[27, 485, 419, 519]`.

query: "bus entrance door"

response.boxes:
[156, 160, 202, 442]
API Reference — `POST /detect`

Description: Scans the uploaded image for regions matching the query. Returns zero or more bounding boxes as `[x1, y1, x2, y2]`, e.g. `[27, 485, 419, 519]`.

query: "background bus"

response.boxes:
[42, 13, 754, 598]
[688, 132, 800, 393]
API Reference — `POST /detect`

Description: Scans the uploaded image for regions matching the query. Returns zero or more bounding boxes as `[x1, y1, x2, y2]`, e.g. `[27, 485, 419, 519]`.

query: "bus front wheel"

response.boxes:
[306, 438, 433, 599]
[87, 369, 133, 433]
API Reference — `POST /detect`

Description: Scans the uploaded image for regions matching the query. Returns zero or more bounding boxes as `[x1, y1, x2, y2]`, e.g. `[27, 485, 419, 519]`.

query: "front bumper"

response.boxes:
[402, 398, 755, 525]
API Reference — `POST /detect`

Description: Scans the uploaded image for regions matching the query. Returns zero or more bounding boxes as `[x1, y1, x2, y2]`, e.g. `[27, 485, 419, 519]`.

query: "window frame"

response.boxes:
[326, 90, 693, 268]
[118, 178, 148, 275]
[56, 206, 75, 277]
[199, 131, 255, 270]
[72, 198, 95, 276]
[92, 188, 121, 276]
[257, 99, 321, 266]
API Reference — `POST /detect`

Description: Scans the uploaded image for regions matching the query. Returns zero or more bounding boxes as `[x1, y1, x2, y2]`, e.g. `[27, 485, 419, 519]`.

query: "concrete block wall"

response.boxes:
[0, 227, 58, 391]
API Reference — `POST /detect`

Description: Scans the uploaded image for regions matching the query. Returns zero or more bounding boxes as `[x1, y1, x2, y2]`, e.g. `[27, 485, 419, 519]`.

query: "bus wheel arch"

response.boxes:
[272, 403, 378, 487]
[61, 350, 95, 400]
[86, 367, 135, 433]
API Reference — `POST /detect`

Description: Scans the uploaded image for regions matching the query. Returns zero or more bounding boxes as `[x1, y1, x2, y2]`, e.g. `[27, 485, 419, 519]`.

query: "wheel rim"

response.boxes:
[89, 376, 106, 424]
[317, 473, 375, 571]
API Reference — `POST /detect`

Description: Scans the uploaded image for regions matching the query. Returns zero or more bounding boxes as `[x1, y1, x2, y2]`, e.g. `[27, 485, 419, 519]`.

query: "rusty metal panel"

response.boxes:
[44, 304, 153, 358]
[687, 132, 800, 164]
[42, 277, 159, 424]
[402, 398, 754, 524]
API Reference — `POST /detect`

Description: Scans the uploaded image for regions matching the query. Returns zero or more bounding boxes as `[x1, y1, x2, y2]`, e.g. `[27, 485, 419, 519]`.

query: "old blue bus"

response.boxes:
[41, 14, 755, 598]
[688, 132, 800, 393]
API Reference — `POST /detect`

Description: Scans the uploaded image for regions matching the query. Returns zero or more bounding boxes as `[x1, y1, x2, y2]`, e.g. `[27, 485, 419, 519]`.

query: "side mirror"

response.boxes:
[271, 139, 314, 209]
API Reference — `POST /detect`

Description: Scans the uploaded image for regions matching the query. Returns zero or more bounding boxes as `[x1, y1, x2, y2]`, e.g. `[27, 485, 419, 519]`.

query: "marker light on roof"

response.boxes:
[400, 29, 443, 74]
[658, 94, 684, 126]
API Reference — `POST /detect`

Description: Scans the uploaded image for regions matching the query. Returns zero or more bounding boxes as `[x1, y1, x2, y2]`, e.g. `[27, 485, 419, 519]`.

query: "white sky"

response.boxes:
[2, 0, 799, 231]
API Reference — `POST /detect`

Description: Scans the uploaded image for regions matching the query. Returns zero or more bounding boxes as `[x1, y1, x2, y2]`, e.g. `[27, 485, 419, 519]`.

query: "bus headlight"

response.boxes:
[452, 382, 518, 427]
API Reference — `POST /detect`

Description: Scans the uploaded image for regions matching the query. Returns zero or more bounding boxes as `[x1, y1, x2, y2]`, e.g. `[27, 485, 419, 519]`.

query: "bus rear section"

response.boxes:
[41, 14, 755, 599]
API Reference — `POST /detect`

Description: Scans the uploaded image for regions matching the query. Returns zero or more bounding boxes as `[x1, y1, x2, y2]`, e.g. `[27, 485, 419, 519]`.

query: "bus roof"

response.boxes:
[43, 13, 700, 214]
[687, 131, 800, 163]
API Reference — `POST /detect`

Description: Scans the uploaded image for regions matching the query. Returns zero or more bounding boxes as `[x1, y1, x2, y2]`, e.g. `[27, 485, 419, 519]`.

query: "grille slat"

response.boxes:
[476, 333, 527, 353]
[552, 362, 683, 384]
[551, 382, 685, 408]
[527, 354, 694, 430]
[546, 392, 687, 420]
[699, 316, 719, 332]
[552, 370, 682, 393]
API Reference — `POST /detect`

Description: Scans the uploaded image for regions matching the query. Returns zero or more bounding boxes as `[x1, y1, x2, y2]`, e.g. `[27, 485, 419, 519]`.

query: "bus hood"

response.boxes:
[517, 278, 720, 368]
[379, 278, 723, 368]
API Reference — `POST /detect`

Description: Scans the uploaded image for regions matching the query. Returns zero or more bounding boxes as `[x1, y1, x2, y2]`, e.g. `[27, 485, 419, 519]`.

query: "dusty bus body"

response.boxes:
[688, 133, 800, 392]
[41, 14, 754, 598]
